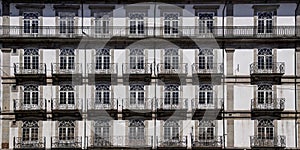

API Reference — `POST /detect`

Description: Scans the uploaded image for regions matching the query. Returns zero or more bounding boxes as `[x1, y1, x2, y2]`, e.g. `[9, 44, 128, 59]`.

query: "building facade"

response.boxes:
[0, 0, 299, 149]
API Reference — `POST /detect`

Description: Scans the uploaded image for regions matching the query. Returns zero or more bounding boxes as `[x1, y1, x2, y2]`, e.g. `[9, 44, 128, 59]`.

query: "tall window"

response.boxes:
[59, 12, 74, 34]
[257, 84, 273, 106]
[129, 13, 145, 35]
[60, 85, 75, 105]
[198, 49, 213, 70]
[94, 13, 109, 34]
[94, 120, 110, 141]
[164, 49, 179, 70]
[96, 48, 110, 70]
[164, 13, 179, 35]
[129, 49, 144, 70]
[199, 84, 213, 106]
[60, 48, 75, 70]
[129, 120, 145, 144]
[258, 48, 273, 70]
[23, 12, 39, 34]
[58, 121, 75, 140]
[257, 120, 274, 140]
[164, 120, 179, 140]
[257, 12, 273, 34]
[164, 84, 179, 107]
[130, 84, 145, 108]
[199, 120, 215, 142]
[22, 121, 39, 142]
[95, 84, 110, 105]
[24, 48, 39, 70]
[23, 85, 39, 107]
[199, 13, 214, 34]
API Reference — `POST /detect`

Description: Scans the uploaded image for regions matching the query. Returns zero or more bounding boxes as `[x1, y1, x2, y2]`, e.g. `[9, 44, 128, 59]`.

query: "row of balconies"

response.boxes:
[0, 26, 299, 39]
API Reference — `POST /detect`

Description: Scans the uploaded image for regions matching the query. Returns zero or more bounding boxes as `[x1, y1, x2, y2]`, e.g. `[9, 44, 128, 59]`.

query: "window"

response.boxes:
[199, 84, 213, 106]
[129, 49, 144, 70]
[59, 12, 74, 34]
[257, 120, 274, 140]
[60, 85, 75, 105]
[22, 121, 38, 142]
[258, 48, 273, 70]
[94, 13, 109, 34]
[129, 120, 145, 144]
[164, 49, 179, 70]
[199, 13, 214, 34]
[164, 84, 179, 107]
[198, 49, 213, 70]
[199, 120, 215, 141]
[23, 12, 39, 34]
[95, 84, 110, 105]
[129, 13, 145, 35]
[23, 85, 39, 107]
[24, 48, 39, 70]
[94, 120, 110, 141]
[164, 13, 179, 35]
[60, 48, 75, 70]
[257, 84, 273, 107]
[257, 12, 273, 34]
[95, 48, 110, 70]
[58, 121, 75, 140]
[130, 84, 145, 108]
[164, 120, 179, 140]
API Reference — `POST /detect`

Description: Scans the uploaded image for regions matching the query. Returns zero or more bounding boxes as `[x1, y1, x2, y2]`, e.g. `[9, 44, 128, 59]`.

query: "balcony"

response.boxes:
[191, 63, 223, 85]
[156, 98, 188, 120]
[51, 63, 82, 85]
[87, 98, 118, 120]
[251, 98, 285, 119]
[250, 136, 286, 149]
[14, 63, 46, 85]
[88, 136, 153, 149]
[13, 99, 47, 121]
[157, 63, 188, 84]
[122, 63, 152, 84]
[13, 137, 45, 150]
[192, 136, 223, 149]
[51, 136, 82, 150]
[191, 98, 223, 120]
[122, 98, 153, 120]
[250, 62, 285, 85]
[157, 136, 187, 149]
[87, 63, 118, 84]
[51, 98, 82, 120]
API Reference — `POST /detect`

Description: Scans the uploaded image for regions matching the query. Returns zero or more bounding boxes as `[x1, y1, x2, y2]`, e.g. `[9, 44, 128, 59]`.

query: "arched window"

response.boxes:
[164, 120, 180, 140]
[129, 120, 145, 144]
[164, 13, 179, 34]
[257, 12, 273, 34]
[22, 121, 39, 141]
[58, 120, 75, 140]
[23, 84, 39, 106]
[60, 48, 75, 70]
[95, 48, 110, 70]
[60, 84, 75, 105]
[24, 48, 39, 70]
[129, 49, 145, 70]
[199, 84, 213, 106]
[257, 120, 274, 140]
[258, 48, 273, 70]
[199, 120, 215, 141]
[198, 49, 213, 70]
[164, 84, 179, 107]
[164, 49, 179, 69]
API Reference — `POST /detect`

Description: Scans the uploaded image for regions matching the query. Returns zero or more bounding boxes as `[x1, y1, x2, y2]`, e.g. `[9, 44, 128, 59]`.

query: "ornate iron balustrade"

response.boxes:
[250, 62, 285, 74]
[51, 63, 82, 74]
[87, 98, 118, 110]
[122, 98, 153, 110]
[88, 136, 153, 148]
[192, 63, 224, 74]
[51, 136, 82, 149]
[157, 98, 188, 110]
[14, 98, 46, 111]
[87, 63, 118, 74]
[14, 137, 46, 149]
[158, 136, 187, 147]
[250, 135, 286, 148]
[51, 98, 82, 110]
[157, 63, 188, 74]
[251, 98, 285, 110]
[191, 98, 223, 110]
[192, 136, 223, 147]
[14, 63, 46, 75]
[122, 63, 152, 74]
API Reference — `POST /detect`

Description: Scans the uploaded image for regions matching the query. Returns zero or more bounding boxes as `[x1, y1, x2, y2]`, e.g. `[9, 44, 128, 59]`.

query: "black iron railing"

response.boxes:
[157, 136, 187, 147]
[87, 63, 118, 74]
[192, 136, 223, 147]
[88, 136, 153, 148]
[191, 98, 223, 110]
[251, 98, 285, 110]
[157, 63, 188, 74]
[14, 137, 46, 149]
[192, 63, 224, 74]
[14, 98, 46, 111]
[87, 98, 118, 110]
[14, 63, 46, 75]
[250, 135, 286, 148]
[156, 98, 188, 110]
[122, 63, 152, 74]
[51, 98, 82, 110]
[51, 63, 82, 74]
[51, 136, 82, 149]
[122, 98, 153, 110]
[250, 62, 285, 74]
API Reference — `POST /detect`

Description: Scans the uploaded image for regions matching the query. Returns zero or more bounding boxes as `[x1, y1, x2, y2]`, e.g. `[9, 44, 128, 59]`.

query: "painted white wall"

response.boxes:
[234, 85, 253, 110]
[277, 120, 295, 148]
[234, 120, 254, 147]
[234, 49, 253, 75]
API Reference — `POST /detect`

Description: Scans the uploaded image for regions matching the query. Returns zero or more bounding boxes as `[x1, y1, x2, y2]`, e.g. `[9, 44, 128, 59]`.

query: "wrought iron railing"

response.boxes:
[88, 136, 153, 148]
[51, 98, 82, 110]
[156, 98, 188, 110]
[14, 63, 46, 75]
[122, 63, 152, 74]
[192, 63, 224, 74]
[87, 98, 118, 110]
[87, 63, 118, 74]
[250, 135, 286, 148]
[251, 98, 285, 110]
[192, 136, 223, 147]
[51, 136, 82, 149]
[157, 63, 188, 74]
[157, 136, 187, 147]
[122, 98, 153, 110]
[51, 63, 82, 74]
[191, 98, 223, 110]
[14, 98, 46, 111]
[250, 62, 285, 74]
[14, 137, 46, 149]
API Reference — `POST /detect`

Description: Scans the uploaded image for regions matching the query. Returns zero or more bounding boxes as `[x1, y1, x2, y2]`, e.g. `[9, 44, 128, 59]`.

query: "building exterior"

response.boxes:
[0, 0, 299, 149]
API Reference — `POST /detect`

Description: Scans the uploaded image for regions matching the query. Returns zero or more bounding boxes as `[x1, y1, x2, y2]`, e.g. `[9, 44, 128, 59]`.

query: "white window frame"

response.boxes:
[129, 13, 145, 35]
[23, 12, 39, 34]
[24, 48, 39, 70]
[58, 121, 75, 141]
[198, 12, 214, 34]
[163, 12, 179, 35]
[22, 121, 39, 142]
[257, 11, 273, 34]
[59, 48, 75, 70]
[129, 84, 145, 108]
[94, 13, 110, 35]
[59, 12, 75, 34]
[95, 48, 110, 70]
